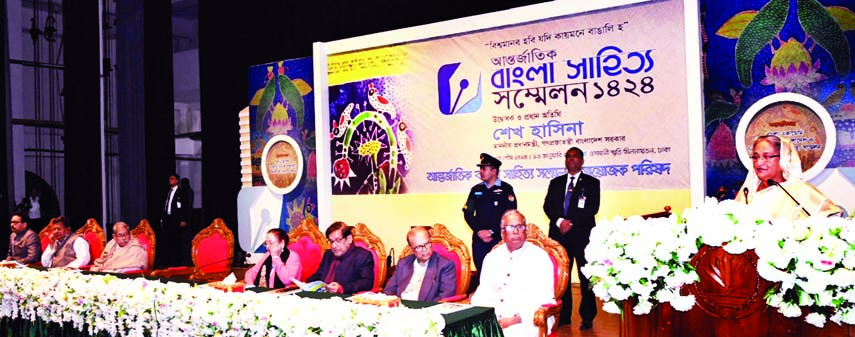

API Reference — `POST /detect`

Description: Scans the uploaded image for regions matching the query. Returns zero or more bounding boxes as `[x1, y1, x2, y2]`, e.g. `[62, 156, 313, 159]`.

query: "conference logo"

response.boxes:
[437, 62, 483, 115]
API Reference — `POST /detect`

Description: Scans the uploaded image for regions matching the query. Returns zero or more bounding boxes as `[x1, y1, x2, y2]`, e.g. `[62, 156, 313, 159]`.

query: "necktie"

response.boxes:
[164, 189, 173, 214]
[563, 176, 575, 215]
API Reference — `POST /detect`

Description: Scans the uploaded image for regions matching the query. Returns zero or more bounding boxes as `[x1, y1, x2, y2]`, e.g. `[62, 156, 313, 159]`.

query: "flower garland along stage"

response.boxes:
[0, 268, 445, 336]
[582, 198, 855, 328]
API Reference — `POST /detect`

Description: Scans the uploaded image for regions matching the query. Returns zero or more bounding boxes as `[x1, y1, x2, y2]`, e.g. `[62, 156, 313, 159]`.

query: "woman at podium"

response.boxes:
[735, 135, 843, 220]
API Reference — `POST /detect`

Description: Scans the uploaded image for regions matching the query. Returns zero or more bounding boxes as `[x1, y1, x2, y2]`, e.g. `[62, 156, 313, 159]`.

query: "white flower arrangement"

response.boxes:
[581, 211, 699, 315]
[583, 197, 855, 328]
[0, 268, 445, 336]
[755, 216, 855, 328]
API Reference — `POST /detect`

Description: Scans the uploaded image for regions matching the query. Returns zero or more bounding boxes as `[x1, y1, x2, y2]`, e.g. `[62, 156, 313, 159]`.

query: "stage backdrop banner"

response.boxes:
[327, 0, 691, 196]
[237, 57, 318, 254]
[703, 0, 855, 201]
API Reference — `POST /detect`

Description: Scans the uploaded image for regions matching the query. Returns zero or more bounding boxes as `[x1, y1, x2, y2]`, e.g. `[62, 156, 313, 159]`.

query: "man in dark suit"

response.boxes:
[542, 147, 600, 331]
[160, 173, 190, 267]
[5, 212, 42, 265]
[307, 221, 375, 294]
[383, 226, 457, 302]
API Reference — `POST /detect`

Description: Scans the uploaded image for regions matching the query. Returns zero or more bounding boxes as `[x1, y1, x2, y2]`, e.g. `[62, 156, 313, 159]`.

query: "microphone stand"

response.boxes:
[192, 256, 236, 279]
[767, 179, 811, 217]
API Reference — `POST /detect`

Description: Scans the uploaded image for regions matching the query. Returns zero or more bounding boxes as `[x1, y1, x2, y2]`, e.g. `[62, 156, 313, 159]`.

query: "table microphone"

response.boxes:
[742, 187, 749, 205]
[766, 179, 811, 217]
[192, 257, 237, 276]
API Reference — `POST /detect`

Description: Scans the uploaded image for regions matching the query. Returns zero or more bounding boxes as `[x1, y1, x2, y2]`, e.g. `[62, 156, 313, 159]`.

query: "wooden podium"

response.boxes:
[621, 246, 855, 337]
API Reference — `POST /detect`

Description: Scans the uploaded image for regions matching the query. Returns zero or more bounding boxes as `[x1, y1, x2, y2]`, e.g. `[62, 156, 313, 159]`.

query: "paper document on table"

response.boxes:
[0, 260, 26, 268]
[290, 277, 327, 292]
[426, 302, 473, 315]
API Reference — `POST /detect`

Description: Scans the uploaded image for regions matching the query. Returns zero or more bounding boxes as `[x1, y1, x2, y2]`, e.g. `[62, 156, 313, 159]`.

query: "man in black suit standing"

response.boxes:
[160, 173, 189, 266]
[543, 147, 600, 331]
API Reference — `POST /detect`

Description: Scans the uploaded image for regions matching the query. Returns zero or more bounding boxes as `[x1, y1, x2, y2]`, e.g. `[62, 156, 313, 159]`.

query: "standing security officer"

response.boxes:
[462, 153, 517, 281]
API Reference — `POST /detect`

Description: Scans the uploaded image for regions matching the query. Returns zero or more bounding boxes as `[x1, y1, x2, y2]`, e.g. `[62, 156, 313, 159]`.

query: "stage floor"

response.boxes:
[555, 283, 620, 337]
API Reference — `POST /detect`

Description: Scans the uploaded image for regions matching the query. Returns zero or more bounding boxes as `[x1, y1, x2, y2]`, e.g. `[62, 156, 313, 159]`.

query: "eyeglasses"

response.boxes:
[113, 233, 130, 239]
[328, 236, 348, 246]
[10, 221, 21, 224]
[502, 224, 527, 232]
[750, 154, 780, 161]
[411, 242, 432, 252]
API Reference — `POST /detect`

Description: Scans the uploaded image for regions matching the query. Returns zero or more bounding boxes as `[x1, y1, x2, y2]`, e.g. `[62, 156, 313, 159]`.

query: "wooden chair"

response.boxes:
[38, 221, 54, 253]
[529, 224, 569, 337]
[76, 218, 106, 268]
[287, 217, 330, 282]
[150, 218, 234, 282]
[352, 223, 387, 292]
[399, 224, 471, 302]
[33, 219, 58, 267]
[124, 219, 156, 274]
[493, 224, 569, 337]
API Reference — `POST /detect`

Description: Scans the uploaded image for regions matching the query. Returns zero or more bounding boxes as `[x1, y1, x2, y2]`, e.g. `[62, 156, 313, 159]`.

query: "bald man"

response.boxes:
[383, 226, 457, 302]
[91, 222, 148, 273]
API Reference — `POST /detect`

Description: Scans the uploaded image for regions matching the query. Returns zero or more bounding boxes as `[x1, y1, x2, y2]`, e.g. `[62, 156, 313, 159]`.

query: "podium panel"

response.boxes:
[621, 246, 855, 337]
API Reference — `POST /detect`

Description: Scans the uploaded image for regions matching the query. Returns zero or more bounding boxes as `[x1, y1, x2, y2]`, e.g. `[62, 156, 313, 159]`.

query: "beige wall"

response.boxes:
[330, 188, 690, 282]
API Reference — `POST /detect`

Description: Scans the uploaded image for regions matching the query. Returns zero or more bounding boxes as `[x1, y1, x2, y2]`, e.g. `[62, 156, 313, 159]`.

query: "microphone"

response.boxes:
[386, 247, 395, 268]
[742, 187, 749, 205]
[766, 179, 811, 217]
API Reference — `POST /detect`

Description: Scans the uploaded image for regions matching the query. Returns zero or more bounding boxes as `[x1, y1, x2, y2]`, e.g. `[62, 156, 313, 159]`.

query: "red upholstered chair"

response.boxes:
[75, 218, 106, 269]
[150, 218, 234, 282]
[399, 224, 471, 302]
[38, 221, 54, 253]
[287, 218, 329, 282]
[123, 219, 156, 275]
[31, 221, 56, 267]
[352, 223, 387, 292]
[493, 224, 569, 337]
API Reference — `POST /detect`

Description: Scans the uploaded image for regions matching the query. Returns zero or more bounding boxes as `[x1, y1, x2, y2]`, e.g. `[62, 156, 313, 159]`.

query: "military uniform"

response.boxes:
[462, 153, 517, 274]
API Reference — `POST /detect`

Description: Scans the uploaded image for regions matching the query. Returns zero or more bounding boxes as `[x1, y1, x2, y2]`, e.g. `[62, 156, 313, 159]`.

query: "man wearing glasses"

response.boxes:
[41, 216, 91, 269]
[307, 221, 374, 294]
[91, 222, 148, 273]
[383, 226, 457, 302]
[5, 212, 42, 265]
[471, 210, 555, 337]
[543, 146, 601, 330]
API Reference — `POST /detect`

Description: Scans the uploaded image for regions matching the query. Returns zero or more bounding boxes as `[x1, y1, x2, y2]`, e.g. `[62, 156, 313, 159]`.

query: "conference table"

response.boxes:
[0, 267, 504, 337]
[293, 291, 505, 337]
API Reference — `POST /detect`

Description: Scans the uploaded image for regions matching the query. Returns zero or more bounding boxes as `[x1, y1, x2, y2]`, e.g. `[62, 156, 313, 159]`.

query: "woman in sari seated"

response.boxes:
[735, 135, 843, 220]
[244, 228, 302, 288]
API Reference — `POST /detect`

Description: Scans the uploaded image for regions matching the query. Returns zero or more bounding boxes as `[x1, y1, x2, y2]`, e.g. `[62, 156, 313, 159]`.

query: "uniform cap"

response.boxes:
[476, 153, 502, 168]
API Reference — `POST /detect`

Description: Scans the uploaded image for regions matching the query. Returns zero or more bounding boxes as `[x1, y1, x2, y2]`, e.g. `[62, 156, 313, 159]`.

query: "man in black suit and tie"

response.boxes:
[160, 173, 189, 266]
[542, 147, 600, 331]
